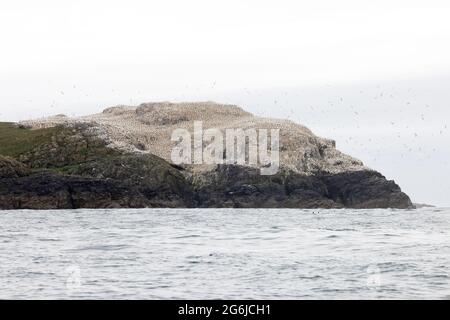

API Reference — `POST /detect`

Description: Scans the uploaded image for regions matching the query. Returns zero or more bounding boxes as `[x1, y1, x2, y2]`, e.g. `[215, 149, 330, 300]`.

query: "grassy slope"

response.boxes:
[0, 122, 119, 172]
[0, 122, 61, 158]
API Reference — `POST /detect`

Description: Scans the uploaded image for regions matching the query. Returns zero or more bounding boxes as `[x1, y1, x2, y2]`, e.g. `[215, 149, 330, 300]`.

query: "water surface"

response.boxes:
[0, 208, 449, 299]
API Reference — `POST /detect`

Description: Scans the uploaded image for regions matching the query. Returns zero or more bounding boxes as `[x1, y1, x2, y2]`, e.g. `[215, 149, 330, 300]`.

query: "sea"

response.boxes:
[0, 208, 449, 300]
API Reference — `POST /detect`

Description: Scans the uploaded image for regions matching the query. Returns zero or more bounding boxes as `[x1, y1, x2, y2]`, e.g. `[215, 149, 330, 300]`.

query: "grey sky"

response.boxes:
[1, 0, 450, 205]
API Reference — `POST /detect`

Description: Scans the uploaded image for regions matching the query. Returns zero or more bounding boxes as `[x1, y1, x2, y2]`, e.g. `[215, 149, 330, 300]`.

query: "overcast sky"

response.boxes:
[1, 0, 449, 206]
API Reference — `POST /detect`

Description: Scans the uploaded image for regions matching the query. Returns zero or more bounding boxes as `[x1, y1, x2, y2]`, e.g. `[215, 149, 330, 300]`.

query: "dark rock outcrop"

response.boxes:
[319, 170, 413, 209]
[190, 165, 412, 209]
[0, 156, 192, 209]
[190, 165, 333, 208]
[0, 170, 147, 209]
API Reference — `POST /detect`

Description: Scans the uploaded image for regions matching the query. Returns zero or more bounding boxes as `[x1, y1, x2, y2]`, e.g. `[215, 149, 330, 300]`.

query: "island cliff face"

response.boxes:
[0, 102, 413, 209]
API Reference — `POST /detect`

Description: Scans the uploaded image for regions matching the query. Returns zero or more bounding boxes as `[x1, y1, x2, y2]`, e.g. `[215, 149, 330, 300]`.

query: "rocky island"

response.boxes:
[0, 102, 413, 209]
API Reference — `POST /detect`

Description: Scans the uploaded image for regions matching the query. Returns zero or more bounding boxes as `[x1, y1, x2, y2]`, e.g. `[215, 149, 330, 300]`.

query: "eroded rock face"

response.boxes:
[189, 165, 412, 209]
[320, 170, 413, 208]
[62, 154, 194, 207]
[0, 171, 153, 209]
[0, 102, 414, 209]
[190, 165, 337, 208]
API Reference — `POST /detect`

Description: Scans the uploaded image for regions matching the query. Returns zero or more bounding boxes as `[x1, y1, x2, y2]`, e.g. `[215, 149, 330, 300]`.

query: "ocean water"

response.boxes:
[0, 208, 449, 300]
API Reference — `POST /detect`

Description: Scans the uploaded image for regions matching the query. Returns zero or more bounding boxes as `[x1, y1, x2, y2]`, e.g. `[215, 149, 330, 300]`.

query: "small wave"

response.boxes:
[74, 244, 130, 251]
[173, 234, 202, 239]
[322, 228, 356, 232]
